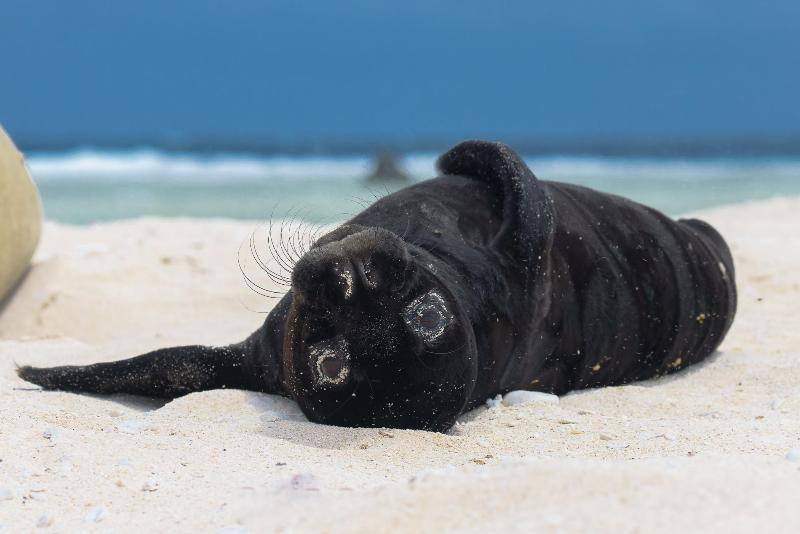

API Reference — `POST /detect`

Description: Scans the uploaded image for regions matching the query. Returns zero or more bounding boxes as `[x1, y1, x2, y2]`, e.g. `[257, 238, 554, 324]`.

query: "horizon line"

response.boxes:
[14, 134, 800, 158]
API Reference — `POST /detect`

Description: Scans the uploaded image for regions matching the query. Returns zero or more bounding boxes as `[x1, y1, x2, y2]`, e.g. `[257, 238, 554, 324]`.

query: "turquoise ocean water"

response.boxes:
[26, 149, 800, 224]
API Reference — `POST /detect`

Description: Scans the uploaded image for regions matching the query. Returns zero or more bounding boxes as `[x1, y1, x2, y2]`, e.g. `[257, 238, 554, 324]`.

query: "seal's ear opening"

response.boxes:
[16, 333, 274, 399]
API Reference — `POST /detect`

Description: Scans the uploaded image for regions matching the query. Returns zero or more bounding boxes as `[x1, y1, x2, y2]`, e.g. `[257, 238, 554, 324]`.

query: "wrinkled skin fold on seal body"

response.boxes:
[18, 140, 737, 432]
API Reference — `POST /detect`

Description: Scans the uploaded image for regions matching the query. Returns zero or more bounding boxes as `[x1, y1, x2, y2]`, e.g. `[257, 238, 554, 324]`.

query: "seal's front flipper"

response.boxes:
[17, 340, 273, 399]
[437, 140, 554, 269]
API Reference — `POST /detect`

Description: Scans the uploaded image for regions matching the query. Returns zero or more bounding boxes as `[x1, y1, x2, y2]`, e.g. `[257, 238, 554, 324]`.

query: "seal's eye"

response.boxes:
[419, 308, 444, 331]
[403, 290, 453, 344]
[309, 335, 350, 386]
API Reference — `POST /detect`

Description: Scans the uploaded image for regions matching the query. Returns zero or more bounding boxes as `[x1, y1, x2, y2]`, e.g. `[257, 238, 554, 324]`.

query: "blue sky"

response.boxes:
[1, 0, 798, 141]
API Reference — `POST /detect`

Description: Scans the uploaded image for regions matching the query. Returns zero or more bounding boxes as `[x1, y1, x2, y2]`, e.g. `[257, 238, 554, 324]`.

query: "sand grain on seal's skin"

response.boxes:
[1, 197, 800, 532]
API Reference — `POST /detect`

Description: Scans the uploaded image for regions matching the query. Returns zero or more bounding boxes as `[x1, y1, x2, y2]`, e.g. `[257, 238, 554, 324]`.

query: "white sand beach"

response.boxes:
[1, 197, 799, 533]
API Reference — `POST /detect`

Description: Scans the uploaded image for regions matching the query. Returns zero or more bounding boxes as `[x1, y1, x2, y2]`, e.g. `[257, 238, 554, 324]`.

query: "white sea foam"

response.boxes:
[530, 156, 800, 181]
[27, 149, 800, 184]
[27, 149, 373, 182]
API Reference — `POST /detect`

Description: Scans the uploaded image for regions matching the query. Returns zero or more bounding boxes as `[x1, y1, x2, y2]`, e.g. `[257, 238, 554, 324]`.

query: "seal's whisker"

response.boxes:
[365, 186, 385, 203]
[289, 226, 305, 260]
[287, 210, 312, 263]
[287, 229, 303, 264]
[349, 195, 371, 209]
[237, 240, 285, 299]
[293, 219, 315, 257]
[334, 211, 358, 221]
[240, 262, 285, 296]
[297, 219, 327, 254]
[265, 219, 286, 273]
[277, 210, 298, 270]
[250, 230, 290, 285]
[242, 283, 281, 300]
[244, 204, 296, 287]
[296, 209, 323, 256]
[267, 218, 297, 275]
[305, 217, 327, 251]
[248, 230, 270, 273]
[237, 289, 278, 313]
[310, 222, 325, 244]
[253, 250, 291, 286]
[251, 230, 292, 286]
[279, 209, 300, 265]
[286, 207, 307, 263]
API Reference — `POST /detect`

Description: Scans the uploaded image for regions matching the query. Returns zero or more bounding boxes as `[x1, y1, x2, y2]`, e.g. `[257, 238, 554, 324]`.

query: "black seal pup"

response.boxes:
[18, 140, 737, 432]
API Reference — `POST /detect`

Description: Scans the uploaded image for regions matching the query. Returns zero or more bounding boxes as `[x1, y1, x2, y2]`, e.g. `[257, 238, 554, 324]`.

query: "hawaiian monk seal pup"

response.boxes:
[18, 140, 737, 432]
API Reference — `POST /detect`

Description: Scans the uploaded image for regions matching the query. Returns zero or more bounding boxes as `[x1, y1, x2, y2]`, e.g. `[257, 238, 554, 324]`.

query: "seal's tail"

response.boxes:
[17, 342, 265, 399]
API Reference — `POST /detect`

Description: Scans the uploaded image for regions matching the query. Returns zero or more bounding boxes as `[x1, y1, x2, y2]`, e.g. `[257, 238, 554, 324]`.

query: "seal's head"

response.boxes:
[284, 227, 477, 432]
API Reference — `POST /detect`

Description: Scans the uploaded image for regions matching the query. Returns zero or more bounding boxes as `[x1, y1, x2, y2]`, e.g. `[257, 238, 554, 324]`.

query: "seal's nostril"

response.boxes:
[352, 257, 375, 291]
[320, 356, 344, 379]
[325, 261, 356, 303]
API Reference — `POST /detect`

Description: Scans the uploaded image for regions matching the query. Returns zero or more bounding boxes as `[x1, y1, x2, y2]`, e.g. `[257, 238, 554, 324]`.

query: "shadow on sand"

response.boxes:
[12, 349, 728, 449]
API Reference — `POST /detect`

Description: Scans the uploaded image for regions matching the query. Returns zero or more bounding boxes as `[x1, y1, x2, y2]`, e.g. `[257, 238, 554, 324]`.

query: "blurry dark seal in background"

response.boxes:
[18, 140, 737, 432]
[365, 151, 410, 183]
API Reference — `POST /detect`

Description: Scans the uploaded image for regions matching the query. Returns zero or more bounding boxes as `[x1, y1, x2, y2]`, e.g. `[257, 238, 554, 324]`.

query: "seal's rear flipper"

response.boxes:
[17, 339, 275, 399]
[437, 140, 554, 269]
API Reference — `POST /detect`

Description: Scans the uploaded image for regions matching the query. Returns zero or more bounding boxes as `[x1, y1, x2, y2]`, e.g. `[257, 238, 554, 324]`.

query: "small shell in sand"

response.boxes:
[502, 390, 560, 406]
[785, 448, 800, 462]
